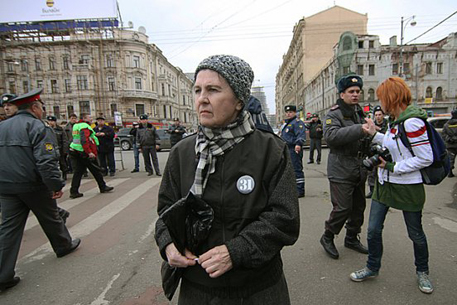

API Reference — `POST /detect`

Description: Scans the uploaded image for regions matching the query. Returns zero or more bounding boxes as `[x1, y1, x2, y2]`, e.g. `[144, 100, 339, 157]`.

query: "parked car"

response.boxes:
[427, 116, 451, 136]
[156, 129, 171, 151]
[114, 128, 134, 151]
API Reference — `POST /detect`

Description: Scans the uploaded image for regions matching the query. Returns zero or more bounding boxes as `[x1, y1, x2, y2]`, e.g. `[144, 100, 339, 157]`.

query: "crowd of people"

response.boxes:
[1, 53, 453, 302]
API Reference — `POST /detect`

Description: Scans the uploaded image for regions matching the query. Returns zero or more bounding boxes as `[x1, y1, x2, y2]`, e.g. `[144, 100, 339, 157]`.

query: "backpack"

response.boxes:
[398, 119, 451, 185]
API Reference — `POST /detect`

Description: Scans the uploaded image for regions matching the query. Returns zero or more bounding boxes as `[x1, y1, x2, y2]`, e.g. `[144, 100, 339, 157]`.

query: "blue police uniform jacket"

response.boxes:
[281, 116, 306, 146]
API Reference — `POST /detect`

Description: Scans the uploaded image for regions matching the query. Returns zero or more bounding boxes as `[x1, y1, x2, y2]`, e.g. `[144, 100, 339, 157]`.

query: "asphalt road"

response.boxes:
[1, 147, 456, 305]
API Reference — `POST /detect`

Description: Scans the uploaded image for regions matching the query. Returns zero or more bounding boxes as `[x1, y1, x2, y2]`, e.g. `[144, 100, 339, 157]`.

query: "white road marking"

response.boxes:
[24, 179, 130, 231]
[21, 178, 160, 264]
[90, 273, 120, 305]
[432, 216, 457, 233]
[139, 216, 158, 242]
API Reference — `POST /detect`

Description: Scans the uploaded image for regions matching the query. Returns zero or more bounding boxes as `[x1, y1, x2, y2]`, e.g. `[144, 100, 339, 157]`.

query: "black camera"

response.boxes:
[362, 144, 392, 170]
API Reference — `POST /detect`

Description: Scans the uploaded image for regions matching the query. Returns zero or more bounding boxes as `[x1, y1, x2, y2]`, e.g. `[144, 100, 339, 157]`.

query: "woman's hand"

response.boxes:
[377, 156, 387, 169]
[165, 243, 197, 268]
[198, 245, 233, 278]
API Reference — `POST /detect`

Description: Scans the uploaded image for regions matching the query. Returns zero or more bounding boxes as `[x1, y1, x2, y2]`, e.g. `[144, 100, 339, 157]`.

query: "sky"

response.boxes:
[117, 0, 457, 114]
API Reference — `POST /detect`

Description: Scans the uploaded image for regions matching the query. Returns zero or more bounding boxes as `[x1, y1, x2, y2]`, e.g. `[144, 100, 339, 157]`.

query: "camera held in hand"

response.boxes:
[362, 145, 392, 170]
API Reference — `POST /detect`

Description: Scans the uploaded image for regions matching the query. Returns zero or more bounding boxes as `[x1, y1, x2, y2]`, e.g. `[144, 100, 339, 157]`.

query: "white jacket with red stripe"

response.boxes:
[372, 117, 433, 184]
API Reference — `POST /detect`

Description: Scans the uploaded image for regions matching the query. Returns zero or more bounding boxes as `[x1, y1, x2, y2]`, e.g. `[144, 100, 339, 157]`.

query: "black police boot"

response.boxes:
[100, 186, 114, 193]
[62, 172, 67, 181]
[345, 233, 368, 254]
[448, 171, 454, 178]
[320, 231, 339, 259]
[0, 277, 20, 291]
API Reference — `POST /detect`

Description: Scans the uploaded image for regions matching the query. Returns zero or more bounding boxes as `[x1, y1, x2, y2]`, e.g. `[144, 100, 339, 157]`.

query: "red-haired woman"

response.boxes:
[350, 77, 434, 294]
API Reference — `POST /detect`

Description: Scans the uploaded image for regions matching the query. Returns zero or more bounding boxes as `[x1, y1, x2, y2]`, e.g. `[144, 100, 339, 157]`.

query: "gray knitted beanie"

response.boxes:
[195, 54, 254, 104]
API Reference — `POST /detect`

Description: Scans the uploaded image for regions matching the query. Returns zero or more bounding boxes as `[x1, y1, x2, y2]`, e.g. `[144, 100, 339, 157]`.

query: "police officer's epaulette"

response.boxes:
[330, 104, 339, 111]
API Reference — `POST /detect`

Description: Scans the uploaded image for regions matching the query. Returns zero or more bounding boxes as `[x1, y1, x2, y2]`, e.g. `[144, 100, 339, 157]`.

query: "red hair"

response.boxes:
[376, 77, 411, 114]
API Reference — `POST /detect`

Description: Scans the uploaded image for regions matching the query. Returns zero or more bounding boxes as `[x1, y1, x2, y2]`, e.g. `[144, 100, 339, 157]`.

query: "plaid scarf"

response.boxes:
[191, 110, 255, 197]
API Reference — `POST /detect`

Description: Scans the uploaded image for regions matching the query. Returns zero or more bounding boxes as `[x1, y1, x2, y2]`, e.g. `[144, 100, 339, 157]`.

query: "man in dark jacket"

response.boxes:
[442, 109, 457, 177]
[306, 113, 323, 164]
[137, 114, 161, 176]
[94, 116, 116, 176]
[320, 75, 373, 260]
[168, 118, 186, 147]
[129, 121, 141, 173]
[366, 106, 388, 197]
[47, 115, 69, 180]
[0, 89, 80, 291]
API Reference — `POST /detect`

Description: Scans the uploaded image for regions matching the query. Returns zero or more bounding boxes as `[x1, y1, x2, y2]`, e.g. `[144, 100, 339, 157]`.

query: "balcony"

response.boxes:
[121, 89, 158, 100]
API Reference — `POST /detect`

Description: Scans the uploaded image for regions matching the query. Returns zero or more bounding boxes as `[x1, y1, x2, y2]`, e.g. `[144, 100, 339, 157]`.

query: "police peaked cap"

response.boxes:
[10, 88, 43, 106]
[284, 105, 296, 112]
[337, 75, 363, 93]
[1, 93, 17, 106]
[46, 115, 57, 121]
[139, 114, 148, 120]
[96, 116, 106, 120]
[373, 105, 383, 114]
[312, 113, 318, 118]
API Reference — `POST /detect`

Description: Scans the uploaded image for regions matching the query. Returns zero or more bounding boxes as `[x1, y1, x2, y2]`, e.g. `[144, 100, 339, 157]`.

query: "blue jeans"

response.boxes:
[133, 143, 140, 171]
[367, 200, 429, 273]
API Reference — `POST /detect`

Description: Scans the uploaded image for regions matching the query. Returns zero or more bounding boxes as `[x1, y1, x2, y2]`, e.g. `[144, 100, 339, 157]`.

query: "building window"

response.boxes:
[77, 75, 88, 90]
[426, 87, 433, 98]
[108, 77, 115, 91]
[23, 81, 29, 92]
[9, 81, 16, 94]
[359, 90, 365, 102]
[135, 78, 142, 90]
[50, 79, 58, 93]
[110, 103, 117, 117]
[162, 83, 165, 96]
[436, 87, 443, 100]
[65, 79, 71, 93]
[49, 57, 56, 70]
[425, 62, 432, 74]
[133, 55, 140, 68]
[7, 62, 14, 72]
[358, 40, 364, 49]
[403, 63, 410, 74]
[37, 80, 43, 88]
[106, 54, 114, 68]
[135, 104, 145, 117]
[168, 84, 171, 96]
[63, 56, 70, 70]
[80, 55, 90, 65]
[79, 101, 91, 114]
[21, 60, 28, 72]
[67, 105, 74, 117]
[182, 95, 186, 106]
[392, 63, 398, 75]
[53, 106, 60, 119]
[437, 63, 443, 74]
[35, 58, 42, 71]
[369, 40, 374, 48]
[163, 105, 167, 118]
[368, 88, 375, 102]
[357, 65, 364, 75]
[369, 64, 375, 76]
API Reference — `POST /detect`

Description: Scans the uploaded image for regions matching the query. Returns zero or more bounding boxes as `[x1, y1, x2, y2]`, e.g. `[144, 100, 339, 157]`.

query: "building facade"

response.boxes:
[0, 26, 197, 129]
[303, 32, 457, 118]
[275, 6, 368, 124]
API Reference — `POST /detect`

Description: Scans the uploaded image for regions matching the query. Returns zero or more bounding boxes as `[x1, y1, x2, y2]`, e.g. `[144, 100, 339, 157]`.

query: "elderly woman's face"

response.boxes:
[194, 69, 243, 128]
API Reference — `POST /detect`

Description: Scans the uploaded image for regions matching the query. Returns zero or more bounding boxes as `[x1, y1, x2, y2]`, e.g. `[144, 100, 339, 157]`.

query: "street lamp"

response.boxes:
[399, 15, 417, 77]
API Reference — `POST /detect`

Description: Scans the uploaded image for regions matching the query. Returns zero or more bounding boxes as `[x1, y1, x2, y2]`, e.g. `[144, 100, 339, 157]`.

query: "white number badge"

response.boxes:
[236, 175, 255, 194]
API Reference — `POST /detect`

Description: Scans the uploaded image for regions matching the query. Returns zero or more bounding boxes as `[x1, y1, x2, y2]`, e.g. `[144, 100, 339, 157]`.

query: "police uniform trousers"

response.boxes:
[287, 145, 305, 196]
[98, 150, 116, 175]
[69, 151, 107, 194]
[325, 180, 366, 235]
[309, 138, 322, 163]
[142, 146, 161, 175]
[0, 190, 72, 282]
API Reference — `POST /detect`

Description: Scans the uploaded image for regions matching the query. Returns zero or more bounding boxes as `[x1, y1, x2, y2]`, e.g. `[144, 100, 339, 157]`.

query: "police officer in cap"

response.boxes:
[47, 115, 69, 180]
[366, 105, 388, 198]
[281, 105, 306, 197]
[320, 74, 373, 259]
[1, 93, 19, 118]
[0, 89, 80, 291]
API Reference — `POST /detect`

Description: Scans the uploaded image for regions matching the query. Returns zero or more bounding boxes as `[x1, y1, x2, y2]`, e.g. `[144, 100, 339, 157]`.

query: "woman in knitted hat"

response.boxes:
[155, 55, 300, 304]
